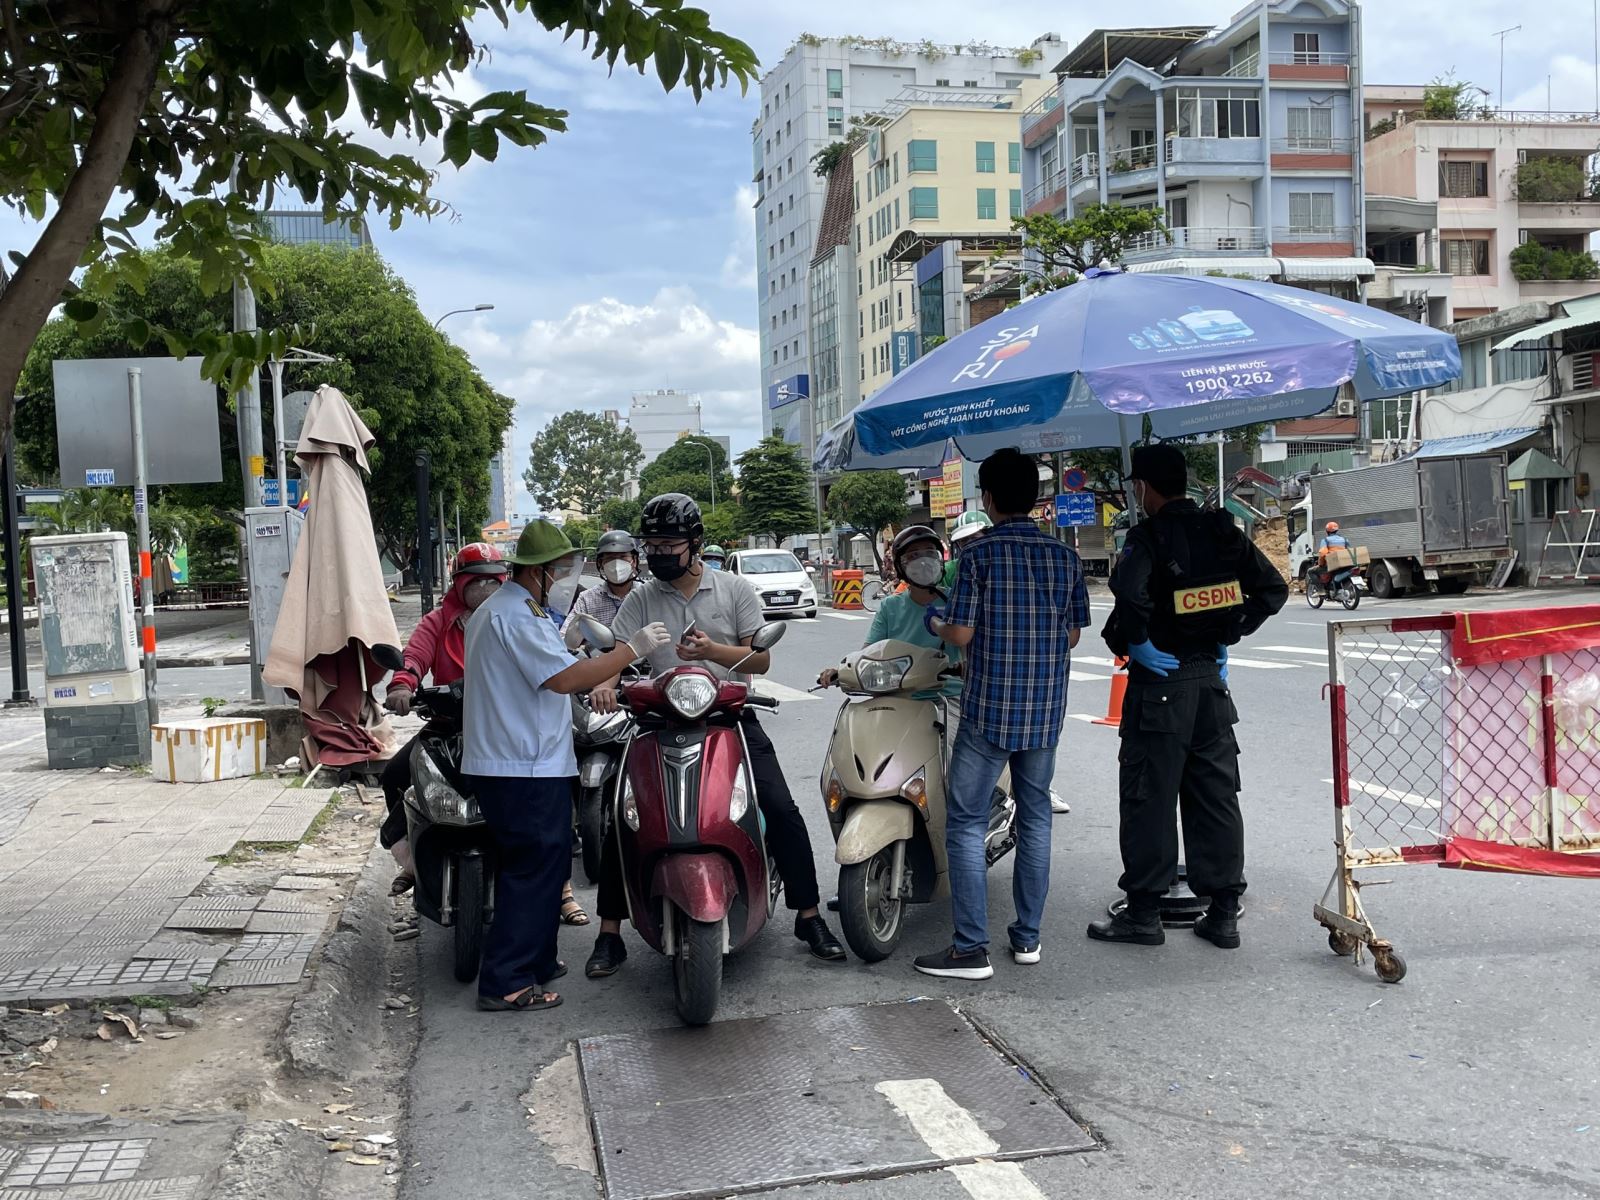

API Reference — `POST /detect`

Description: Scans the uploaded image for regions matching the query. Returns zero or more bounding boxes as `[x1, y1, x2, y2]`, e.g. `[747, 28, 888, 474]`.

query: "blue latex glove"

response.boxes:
[1129, 639, 1180, 677]
[922, 604, 947, 638]
[1217, 643, 1229, 682]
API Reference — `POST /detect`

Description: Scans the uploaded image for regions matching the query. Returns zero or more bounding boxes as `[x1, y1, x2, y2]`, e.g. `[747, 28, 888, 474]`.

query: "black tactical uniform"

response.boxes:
[1091, 446, 1287, 948]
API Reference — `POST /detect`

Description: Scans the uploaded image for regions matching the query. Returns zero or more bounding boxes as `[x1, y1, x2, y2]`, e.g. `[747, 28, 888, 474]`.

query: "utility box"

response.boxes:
[152, 718, 268, 783]
[31, 533, 150, 768]
[244, 506, 306, 705]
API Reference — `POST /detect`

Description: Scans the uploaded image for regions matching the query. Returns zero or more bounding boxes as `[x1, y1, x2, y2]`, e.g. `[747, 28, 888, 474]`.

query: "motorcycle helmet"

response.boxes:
[451, 541, 507, 578]
[891, 525, 944, 587]
[639, 493, 705, 546]
[702, 544, 726, 571]
[949, 510, 993, 547]
[1325, 521, 1341, 534]
[595, 529, 638, 558]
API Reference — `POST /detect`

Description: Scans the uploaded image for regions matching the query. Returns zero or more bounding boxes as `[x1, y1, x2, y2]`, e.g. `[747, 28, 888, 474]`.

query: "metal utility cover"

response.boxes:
[578, 1000, 1095, 1200]
[53, 356, 223, 485]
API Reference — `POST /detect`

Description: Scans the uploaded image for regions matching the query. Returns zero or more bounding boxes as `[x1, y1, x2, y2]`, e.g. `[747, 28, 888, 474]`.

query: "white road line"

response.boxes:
[820, 610, 871, 622]
[751, 680, 819, 703]
[0, 730, 44, 752]
[1325, 777, 1441, 810]
[875, 1079, 1047, 1200]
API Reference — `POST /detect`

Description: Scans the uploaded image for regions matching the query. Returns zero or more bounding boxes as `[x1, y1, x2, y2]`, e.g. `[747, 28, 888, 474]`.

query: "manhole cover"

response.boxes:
[577, 1000, 1095, 1200]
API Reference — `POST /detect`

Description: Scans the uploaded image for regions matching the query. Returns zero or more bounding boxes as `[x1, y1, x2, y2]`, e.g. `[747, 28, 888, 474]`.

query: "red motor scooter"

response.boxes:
[579, 617, 786, 1025]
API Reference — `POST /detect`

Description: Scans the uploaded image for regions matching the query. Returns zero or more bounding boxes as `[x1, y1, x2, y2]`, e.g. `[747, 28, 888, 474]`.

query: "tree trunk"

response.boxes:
[0, 2, 168, 449]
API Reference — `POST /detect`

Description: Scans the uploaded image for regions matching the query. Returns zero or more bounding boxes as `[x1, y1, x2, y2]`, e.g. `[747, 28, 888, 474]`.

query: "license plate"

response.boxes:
[770, 593, 796, 604]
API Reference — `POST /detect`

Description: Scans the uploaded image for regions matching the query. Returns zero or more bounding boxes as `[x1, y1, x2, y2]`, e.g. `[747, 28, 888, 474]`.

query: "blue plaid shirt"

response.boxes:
[946, 518, 1090, 750]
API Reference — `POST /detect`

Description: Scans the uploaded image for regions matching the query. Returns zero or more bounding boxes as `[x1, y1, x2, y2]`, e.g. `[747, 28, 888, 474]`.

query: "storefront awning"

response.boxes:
[1492, 294, 1600, 352]
[1410, 426, 1542, 459]
[1124, 257, 1277, 279]
[1277, 257, 1376, 282]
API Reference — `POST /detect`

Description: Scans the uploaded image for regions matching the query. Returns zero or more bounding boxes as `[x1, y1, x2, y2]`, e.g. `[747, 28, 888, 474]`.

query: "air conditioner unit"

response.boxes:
[1334, 398, 1359, 417]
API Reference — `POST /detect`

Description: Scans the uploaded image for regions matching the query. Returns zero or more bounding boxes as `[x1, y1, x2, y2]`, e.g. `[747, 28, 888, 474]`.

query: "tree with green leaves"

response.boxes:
[637, 434, 734, 504]
[524, 411, 644, 517]
[824, 470, 907, 570]
[598, 497, 642, 534]
[15, 242, 512, 568]
[700, 504, 742, 549]
[735, 436, 816, 544]
[0, 1, 758, 451]
[561, 515, 604, 551]
[1008, 204, 1168, 294]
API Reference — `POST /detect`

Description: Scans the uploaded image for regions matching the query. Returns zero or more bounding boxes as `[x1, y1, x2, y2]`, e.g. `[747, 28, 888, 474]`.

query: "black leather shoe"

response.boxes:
[795, 914, 847, 962]
[1086, 912, 1165, 946]
[1194, 909, 1241, 949]
[584, 932, 627, 979]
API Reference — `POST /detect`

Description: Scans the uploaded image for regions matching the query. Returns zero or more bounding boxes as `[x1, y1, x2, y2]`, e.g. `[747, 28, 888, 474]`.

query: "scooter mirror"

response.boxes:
[370, 643, 405, 673]
[750, 622, 786, 653]
[579, 614, 617, 651]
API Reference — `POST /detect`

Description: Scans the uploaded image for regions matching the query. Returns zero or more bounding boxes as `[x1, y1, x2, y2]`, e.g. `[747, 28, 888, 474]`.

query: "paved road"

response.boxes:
[397, 586, 1599, 1200]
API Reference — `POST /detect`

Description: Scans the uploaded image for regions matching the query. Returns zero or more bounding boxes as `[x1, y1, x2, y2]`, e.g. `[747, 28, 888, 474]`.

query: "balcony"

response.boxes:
[1124, 226, 1268, 262]
[1221, 53, 1260, 79]
[1518, 200, 1600, 230]
[1267, 50, 1350, 83]
[1021, 92, 1064, 149]
[1024, 170, 1069, 217]
[1269, 136, 1354, 170]
[1273, 225, 1356, 256]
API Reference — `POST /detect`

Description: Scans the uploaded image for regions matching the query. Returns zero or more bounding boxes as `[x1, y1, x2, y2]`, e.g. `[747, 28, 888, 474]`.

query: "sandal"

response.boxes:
[389, 870, 416, 897]
[560, 891, 590, 926]
[476, 988, 562, 1012]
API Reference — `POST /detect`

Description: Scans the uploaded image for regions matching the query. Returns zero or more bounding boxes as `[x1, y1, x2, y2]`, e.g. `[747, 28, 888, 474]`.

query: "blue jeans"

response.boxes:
[945, 723, 1058, 954]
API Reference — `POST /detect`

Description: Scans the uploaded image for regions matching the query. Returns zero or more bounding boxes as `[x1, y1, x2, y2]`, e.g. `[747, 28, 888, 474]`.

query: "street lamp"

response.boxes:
[684, 438, 717, 511]
[433, 303, 494, 330]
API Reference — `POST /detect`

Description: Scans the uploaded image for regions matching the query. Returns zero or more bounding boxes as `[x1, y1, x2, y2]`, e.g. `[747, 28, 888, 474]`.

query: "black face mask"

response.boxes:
[647, 552, 690, 582]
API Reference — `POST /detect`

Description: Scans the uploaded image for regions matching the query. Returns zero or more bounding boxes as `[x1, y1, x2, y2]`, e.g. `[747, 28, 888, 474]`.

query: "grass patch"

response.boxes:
[207, 840, 298, 866]
[128, 763, 151, 777]
[128, 995, 174, 1011]
[301, 791, 341, 843]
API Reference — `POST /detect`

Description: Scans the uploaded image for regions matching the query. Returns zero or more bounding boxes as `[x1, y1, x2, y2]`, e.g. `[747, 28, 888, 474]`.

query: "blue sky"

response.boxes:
[3, 1, 1598, 518]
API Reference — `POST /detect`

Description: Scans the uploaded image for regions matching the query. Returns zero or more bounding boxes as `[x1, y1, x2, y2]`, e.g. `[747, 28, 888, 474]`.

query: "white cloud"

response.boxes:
[721, 184, 759, 289]
[456, 287, 761, 515]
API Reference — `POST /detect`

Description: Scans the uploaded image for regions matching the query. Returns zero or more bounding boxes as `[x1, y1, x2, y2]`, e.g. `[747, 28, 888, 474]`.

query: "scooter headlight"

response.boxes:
[620, 776, 640, 831]
[824, 765, 845, 813]
[857, 655, 913, 694]
[664, 672, 719, 720]
[414, 745, 476, 824]
[729, 766, 751, 823]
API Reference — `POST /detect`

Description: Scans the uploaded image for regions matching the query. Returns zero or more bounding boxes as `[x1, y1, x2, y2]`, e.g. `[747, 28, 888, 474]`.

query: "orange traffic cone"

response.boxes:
[1094, 657, 1130, 727]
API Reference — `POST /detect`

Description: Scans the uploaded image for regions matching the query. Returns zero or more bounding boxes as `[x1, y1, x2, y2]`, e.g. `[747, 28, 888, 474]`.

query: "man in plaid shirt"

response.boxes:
[919, 447, 1090, 980]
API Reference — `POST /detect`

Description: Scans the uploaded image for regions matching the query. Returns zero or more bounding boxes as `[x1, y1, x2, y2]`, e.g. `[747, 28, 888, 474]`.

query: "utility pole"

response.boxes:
[128, 368, 158, 726]
[415, 451, 433, 614]
[233, 274, 265, 699]
[1, 432, 31, 705]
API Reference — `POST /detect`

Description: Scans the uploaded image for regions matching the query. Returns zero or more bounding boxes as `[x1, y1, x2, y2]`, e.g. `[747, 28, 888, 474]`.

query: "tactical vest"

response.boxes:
[1137, 507, 1252, 653]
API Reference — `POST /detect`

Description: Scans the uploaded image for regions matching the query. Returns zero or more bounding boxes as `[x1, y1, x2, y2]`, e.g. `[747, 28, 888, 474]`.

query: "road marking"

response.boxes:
[0, 730, 44, 752]
[1326, 778, 1441, 810]
[751, 679, 819, 703]
[875, 1079, 1047, 1200]
[820, 610, 871, 622]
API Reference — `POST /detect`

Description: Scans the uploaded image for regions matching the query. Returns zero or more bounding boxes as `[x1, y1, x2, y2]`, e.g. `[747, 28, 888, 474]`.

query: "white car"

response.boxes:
[726, 549, 819, 618]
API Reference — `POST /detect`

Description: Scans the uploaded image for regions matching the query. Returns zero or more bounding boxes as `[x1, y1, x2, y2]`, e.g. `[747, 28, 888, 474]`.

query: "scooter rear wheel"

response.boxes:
[673, 915, 723, 1026]
[452, 853, 486, 984]
[838, 849, 904, 963]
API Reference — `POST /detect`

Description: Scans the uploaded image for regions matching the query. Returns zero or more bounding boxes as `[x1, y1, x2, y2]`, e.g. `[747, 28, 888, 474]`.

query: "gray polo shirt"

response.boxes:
[611, 568, 764, 681]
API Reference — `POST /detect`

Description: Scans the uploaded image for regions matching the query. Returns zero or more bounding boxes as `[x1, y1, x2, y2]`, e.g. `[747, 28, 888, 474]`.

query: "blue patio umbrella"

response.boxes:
[817, 269, 1460, 473]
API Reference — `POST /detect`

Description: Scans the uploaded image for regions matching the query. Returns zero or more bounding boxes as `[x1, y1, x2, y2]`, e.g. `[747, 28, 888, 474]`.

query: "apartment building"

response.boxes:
[752, 35, 1058, 443]
[1018, 2, 1370, 292]
[1363, 111, 1600, 320]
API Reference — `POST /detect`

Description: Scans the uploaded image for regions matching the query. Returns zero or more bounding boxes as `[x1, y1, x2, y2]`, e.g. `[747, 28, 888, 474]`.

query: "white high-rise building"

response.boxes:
[752, 35, 1059, 446]
[486, 425, 515, 527]
[625, 390, 704, 499]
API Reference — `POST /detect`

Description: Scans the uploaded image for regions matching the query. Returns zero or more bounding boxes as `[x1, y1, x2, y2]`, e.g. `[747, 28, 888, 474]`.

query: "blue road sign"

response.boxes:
[84, 468, 115, 486]
[1063, 467, 1088, 492]
[1055, 491, 1096, 527]
[261, 478, 301, 506]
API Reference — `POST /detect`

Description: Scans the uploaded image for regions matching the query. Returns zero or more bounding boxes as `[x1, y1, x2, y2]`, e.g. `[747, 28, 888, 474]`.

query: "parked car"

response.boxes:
[726, 549, 819, 618]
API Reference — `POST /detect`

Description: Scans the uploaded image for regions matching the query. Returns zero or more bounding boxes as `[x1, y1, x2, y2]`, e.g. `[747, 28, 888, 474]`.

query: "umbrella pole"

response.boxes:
[1118, 415, 1138, 518]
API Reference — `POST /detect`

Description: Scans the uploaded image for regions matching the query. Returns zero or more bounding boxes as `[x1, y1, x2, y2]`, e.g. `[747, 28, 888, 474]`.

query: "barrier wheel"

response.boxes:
[1373, 948, 1407, 984]
[1327, 929, 1359, 957]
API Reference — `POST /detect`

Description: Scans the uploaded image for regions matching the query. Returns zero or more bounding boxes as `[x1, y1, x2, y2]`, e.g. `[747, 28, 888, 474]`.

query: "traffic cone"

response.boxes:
[1094, 657, 1130, 727]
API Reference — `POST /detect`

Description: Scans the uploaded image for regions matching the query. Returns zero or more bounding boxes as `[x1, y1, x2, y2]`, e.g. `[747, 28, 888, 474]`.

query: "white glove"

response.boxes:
[626, 621, 672, 660]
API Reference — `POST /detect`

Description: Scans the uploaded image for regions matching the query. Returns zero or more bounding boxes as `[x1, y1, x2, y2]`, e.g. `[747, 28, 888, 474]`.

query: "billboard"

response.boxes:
[768, 373, 810, 409]
[53, 357, 223, 486]
[892, 331, 919, 375]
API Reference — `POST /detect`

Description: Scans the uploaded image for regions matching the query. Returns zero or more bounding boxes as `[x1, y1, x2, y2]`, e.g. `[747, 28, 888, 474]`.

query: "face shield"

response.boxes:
[542, 553, 585, 615]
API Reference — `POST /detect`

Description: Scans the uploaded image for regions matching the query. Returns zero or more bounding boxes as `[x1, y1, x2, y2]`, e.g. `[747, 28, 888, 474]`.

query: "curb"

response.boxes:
[157, 653, 252, 668]
[281, 838, 391, 1080]
[208, 1119, 326, 1200]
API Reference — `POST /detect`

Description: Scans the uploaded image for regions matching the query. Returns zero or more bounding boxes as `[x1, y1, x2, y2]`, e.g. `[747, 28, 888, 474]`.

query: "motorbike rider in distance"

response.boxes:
[585, 492, 848, 974]
[1314, 521, 1353, 588]
[562, 529, 641, 648]
[941, 510, 993, 592]
[702, 544, 727, 571]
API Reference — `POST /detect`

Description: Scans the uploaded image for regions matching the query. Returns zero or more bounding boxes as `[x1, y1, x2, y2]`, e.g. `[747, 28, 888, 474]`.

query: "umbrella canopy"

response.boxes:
[264, 384, 402, 767]
[821, 269, 1461, 471]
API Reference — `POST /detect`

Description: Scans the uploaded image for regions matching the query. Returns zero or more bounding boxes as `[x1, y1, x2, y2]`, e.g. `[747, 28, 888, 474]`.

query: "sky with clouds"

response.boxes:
[4, 0, 1600, 518]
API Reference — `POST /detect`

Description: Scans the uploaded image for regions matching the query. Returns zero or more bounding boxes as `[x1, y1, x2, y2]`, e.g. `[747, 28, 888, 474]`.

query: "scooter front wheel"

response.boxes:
[672, 915, 723, 1026]
[452, 853, 486, 984]
[577, 787, 605, 885]
[838, 849, 904, 962]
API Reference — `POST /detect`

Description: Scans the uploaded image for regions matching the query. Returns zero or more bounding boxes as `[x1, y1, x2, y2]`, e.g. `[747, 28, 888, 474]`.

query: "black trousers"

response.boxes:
[378, 729, 425, 849]
[1117, 664, 1247, 913]
[467, 774, 574, 997]
[595, 712, 821, 921]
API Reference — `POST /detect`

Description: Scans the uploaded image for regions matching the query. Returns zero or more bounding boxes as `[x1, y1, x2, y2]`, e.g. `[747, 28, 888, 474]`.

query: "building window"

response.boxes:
[1174, 89, 1260, 139]
[1288, 191, 1335, 232]
[910, 187, 939, 219]
[894, 198, 901, 228]
[1009, 188, 1023, 218]
[977, 188, 997, 219]
[1292, 32, 1321, 64]
[859, 311, 864, 336]
[772, 315, 778, 329]
[893, 152, 899, 183]
[870, 307, 876, 332]
[1440, 159, 1489, 198]
[1442, 339, 1489, 391]
[908, 139, 938, 172]
[1286, 106, 1333, 150]
[782, 345, 789, 361]
[828, 106, 844, 135]
[975, 141, 996, 173]
[1494, 336, 1551, 384]
[963, 79, 978, 88]
[857, 268, 862, 296]
[1008, 141, 1021, 173]
[773, 350, 779, 365]
[1444, 237, 1491, 275]
[827, 68, 843, 99]
[935, 78, 950, 87]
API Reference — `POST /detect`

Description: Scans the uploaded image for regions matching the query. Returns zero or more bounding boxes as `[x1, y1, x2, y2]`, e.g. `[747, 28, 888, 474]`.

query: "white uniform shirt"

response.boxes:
[461, 581, 578, 778]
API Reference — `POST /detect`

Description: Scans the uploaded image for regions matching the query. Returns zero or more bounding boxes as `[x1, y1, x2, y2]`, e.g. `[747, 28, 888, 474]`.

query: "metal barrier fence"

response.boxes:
[1317, 610, 1600, 983]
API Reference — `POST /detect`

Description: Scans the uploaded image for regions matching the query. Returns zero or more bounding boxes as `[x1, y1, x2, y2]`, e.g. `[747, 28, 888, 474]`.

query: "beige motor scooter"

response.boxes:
[818, 639, 1016, 962]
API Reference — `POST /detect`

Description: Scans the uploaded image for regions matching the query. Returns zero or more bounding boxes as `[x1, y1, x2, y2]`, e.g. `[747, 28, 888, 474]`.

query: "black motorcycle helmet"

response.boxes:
[639, 493, 705, 550]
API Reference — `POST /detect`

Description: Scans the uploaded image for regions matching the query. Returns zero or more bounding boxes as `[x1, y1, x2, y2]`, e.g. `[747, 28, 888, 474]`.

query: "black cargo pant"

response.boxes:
[1117, 660, 1247, 914]
[595, 711, 821, 920]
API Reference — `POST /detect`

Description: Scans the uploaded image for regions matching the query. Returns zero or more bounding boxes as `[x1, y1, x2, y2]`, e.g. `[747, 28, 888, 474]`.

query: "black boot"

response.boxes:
[584, 931, 628, 978]
[1087, 905, 1165, 946]
[1194, 898, 1241, 949]
[795, 913, 847, 962]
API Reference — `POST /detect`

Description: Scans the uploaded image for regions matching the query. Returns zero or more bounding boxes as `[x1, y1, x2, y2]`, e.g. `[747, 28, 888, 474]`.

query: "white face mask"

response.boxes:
[601, 558, 635, 586]
[902, 553, 943, 588]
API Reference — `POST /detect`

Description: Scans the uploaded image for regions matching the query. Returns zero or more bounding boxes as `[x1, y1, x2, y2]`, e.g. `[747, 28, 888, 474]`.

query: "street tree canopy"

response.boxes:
[824, 470, 907, 569]
[735, 436, 815, 544]
[0, 0, 759, 449]
[524, 411, 644, 517]
[1009, 204, 1168, 294]
[637, 434, 734, 504]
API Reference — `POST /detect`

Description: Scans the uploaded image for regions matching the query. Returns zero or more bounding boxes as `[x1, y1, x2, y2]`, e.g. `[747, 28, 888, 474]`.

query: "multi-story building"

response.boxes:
[801, 153, 859, 458]
[1018, 4, 1370, 294]
[1363, 110, 1600, 321]
[753, 35, 1059, 446]
[485, 426, 516, 527]
[263, 209, 372, 248]
[624, 391, 702, 499]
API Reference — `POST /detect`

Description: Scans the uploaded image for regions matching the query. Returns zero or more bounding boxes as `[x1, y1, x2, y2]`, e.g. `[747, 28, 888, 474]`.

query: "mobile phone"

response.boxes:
[679, 621, 699, 643]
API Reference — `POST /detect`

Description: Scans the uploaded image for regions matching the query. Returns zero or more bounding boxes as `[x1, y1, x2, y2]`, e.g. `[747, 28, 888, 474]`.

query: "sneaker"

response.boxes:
[795, 914, 847, 962]
[913, 945, 994, 980]
[1049, 790, 1071, 814]
[584, 932, 628, 979]
[1086, 912, 1165, 946]
[1010, 942, 1041, 965]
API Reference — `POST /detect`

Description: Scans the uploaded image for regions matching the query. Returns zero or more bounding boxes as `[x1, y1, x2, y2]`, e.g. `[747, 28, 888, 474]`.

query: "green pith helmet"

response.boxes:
[949, 510, 993, 545]
[703, 544, 726, 560]
[507, 519, 576, 566]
